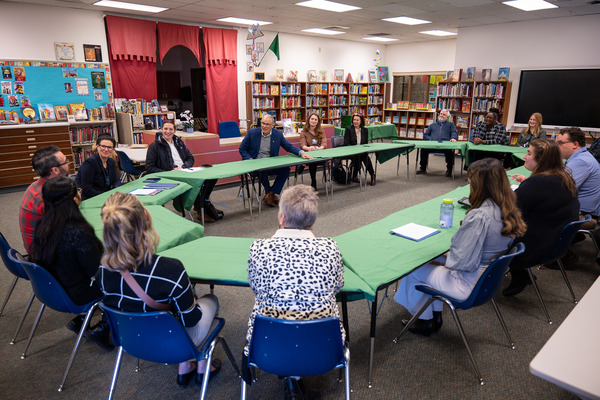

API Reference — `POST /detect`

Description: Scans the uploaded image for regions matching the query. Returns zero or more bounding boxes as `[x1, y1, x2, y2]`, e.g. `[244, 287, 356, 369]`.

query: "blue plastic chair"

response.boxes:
[7, 249, 101, 392]
[115, 150, 145, 183]
[528, 215, 591, 325]
[393, 243, 525, 386]
[0, 232, 36, 345]
[99, 303, 239, 400]
[242, 315, 350, 399]
[218, 121, 242, 139]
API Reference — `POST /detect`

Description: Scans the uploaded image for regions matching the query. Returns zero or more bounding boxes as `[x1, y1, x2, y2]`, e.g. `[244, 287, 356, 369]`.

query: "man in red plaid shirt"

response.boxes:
[19, 146, 71, 252]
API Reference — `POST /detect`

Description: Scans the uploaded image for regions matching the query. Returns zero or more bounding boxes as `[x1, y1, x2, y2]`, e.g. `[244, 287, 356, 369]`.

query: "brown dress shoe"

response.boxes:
[416, 169, 426, 175]
[445, 169, 452, 177]
[370, 174, 376, 186]
[263, 192, 276, 207]
[271, 192, 280, 205]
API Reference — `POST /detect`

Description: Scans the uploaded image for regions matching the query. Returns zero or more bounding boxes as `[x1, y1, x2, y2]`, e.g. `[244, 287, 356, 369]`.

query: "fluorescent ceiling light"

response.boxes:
[296, 0, 361, 13]
[382, 16, 431, 25]
[93, 0, 167, 13]
[216, 17, 273, 25]
[420, 30, 457, 36]
[363, 37, 397, 42]
[301, 28, 344, 35]
[502, 0, 558, 11]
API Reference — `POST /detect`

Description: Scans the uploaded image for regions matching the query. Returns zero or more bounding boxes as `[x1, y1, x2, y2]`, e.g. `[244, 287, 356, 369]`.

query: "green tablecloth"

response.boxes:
[79, 178, 192, 210]
[334, 124, 399, 141]
[334, 185, 471, 292]
[81, 205, 204, 253]
[465, 142, 527, 167]
[393, 139, 469, 154]
[150, 143, 413, 210]
[158, 236, 375, 300]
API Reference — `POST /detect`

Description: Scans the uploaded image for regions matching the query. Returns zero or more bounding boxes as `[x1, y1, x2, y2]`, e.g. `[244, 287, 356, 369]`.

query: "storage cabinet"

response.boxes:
[0, 123, 75, 188]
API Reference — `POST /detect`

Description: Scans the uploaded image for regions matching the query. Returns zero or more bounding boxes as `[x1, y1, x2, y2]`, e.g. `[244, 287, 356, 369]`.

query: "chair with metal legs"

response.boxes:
[393, 243, 525, 386]
[99, 303, 240, 400]
[241, 315, 350, 399]
[7, 249, 101, 392]
[0, 232, 35, 345]
[527, 215, 591, 325]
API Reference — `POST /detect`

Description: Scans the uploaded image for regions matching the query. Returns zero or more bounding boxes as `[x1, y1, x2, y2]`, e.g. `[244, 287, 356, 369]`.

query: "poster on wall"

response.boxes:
[75, 78, 89, 96]
[55, 42, 76, 61]
[2, 67, 11, 79]
[91, 71, 106, 89]
[14, 82, 24, 94]
[1, 81, 12, 94]
[14, 67, 26, 81]
[83, 44, 102, 62]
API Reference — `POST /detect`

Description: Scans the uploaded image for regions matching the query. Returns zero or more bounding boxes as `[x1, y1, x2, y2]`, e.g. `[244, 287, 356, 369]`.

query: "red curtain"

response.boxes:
[203, 28, 239, 134]
[158, 22, 202, 66]
[105, 16, 157, 100]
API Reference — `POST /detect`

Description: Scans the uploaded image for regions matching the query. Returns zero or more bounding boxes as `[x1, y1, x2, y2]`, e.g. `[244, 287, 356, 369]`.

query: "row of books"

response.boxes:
[281, 110, 303, 121]
[0, 110, 20, 123]
[306, 84, 328, 95]
[252, 97, 277, 109]
[438, 83, 472, 97]
[131, 132, 143, 145]
[70, 125, 113, 144]
[367, 106, 382, 116]
[280, 84, 302, 95]
[306, 108, 325, 118]
[306, 96, 327, 107]
[328, 108, 347, 119]
[143, 114, 170, 130]
[114, 98, 160, 115]
[367, 116, 382, 124]
[474, 83, 506, 98]
[368, 95, 383, 105]
[72, 147, 95, 168]
[281, 96, 303, 109]
[388, 115, 434, 125]
[349, 106, 363, 115]
[330, 84, 348, 95]
[437, 98, 470, 112]
[88, 104, 115, 121]
[329, 96, 348, 106]
[349, 84, 369, 95]
[473, 99, 503, 112]
[399, 127, 425, 139]
[252, 83, 278, 96]
[349, 95, 368, 105]
[252, 110, 277, 123]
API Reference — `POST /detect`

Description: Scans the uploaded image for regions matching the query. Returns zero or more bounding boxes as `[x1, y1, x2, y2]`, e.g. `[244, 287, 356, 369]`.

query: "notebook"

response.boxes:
[390, 223, 440, 242]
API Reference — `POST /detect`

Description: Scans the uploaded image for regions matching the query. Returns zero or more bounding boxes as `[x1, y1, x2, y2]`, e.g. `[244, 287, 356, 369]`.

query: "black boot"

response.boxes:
[503, 269, 533, 297]
[402, 318, 435, 337]
[89, 319, 115, 350]
[433, 311, 443, 332]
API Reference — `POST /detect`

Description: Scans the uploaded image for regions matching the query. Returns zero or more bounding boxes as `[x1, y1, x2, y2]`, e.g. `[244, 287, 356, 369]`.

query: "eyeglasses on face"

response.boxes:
[55, 160, 70, 167]
[98, 144, 114, 150]
[556, 140, 572, 146]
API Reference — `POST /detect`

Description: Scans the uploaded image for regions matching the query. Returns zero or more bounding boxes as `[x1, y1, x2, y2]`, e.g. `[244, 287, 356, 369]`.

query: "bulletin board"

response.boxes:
[0, 60, 112, 122]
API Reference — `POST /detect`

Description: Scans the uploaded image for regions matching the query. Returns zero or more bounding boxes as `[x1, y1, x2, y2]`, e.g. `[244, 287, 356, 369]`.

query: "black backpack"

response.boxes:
[332, 159, 349, 185]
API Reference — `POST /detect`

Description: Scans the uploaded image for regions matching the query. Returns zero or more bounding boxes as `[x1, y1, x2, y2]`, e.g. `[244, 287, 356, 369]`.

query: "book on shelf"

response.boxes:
[416, 128, 424, 139]
[465, 67, 476, 82]
[392, 115, 399, 123]
[385, 116, 392, 124]
[417, 117, 425, 125]
[400, 116, 408, 124]
[426, 117, 434, 126]
[455, 116, 469, 128]
[397, 101, 409, 109]
[462, 100, 471, 113]
[68, 103, 87, 121]
[451, 69, 462, 82]
[38, 103, 56, 122]
[408, 128, 416, 138]
[409, 116, 417, 125]
[498, 67, 510, 81]
[399, 127, 407, 137]
[270, 85, 279, 95]
[482, 69, 492, 81]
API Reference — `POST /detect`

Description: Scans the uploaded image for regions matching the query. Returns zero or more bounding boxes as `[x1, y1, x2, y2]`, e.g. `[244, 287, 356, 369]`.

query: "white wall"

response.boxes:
[386, 39, 456, 74]
[455, 14, 600, 128]
[0, 2, 109, 63]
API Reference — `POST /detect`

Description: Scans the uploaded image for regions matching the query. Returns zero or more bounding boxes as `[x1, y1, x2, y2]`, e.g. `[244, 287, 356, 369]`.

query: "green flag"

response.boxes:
[267, 34, 280, 61]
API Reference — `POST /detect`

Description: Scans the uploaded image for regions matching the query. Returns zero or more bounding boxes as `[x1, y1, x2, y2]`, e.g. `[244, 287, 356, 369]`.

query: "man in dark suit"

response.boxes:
[239, 114, 312, 206]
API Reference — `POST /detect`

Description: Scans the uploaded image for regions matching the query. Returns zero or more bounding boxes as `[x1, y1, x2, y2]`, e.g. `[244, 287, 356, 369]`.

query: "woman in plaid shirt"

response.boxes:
[96, 192, 220, 389]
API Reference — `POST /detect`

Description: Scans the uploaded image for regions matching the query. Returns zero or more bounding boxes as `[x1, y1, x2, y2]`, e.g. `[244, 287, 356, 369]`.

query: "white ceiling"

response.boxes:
[9, 0, 600, 43]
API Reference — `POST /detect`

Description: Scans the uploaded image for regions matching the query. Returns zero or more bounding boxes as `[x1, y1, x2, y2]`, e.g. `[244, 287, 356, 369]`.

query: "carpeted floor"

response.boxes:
[0, 152, 596, 399]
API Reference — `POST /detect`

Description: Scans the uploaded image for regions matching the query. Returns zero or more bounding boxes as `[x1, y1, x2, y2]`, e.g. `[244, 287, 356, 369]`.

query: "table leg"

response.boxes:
[341, 293, 350, 343]
[368, 290, 378, 388]
[406, 151, 410, 181]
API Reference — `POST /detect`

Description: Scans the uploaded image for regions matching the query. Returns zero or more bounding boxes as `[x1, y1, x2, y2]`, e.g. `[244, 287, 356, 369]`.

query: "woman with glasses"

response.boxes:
[76, 134, 121, 201]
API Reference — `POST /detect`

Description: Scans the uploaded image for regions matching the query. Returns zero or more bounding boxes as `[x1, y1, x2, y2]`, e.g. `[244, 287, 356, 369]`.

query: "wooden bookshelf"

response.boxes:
[384, 109, 435, 140]
[116, 111, 174, 145]
[471, 81, 512, 129]
[69, 120, 116, 169]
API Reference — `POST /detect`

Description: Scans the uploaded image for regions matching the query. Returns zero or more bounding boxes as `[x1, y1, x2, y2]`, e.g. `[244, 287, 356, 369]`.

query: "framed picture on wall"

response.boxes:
[368, 68, 377, 82]
[247, 62, 254, 72]
[254, 72, 265, 81]
[334, 69, 344, 82]
[378, 66, 390, 82]
[308, 70, 318, 82]
[54, 42, 75, 61]
[83, 44, 102, 62]
[54, 105, 68, 121]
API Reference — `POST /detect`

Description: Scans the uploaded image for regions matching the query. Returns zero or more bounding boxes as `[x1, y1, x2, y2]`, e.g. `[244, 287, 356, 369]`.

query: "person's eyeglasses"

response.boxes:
[98, 144, 114, 150]
[55, 160, 70, 167]
[556, 140, 572, 146]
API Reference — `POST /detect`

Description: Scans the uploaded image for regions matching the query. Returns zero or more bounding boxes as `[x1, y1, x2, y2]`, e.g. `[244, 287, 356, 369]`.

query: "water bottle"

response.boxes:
[439, 199, 454, 229]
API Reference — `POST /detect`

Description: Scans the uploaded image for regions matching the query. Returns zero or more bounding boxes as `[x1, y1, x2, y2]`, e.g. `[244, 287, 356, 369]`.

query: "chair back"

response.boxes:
[115, 150, 142, 177]
[331, 136, 345, 148]
[0, 232, 28, 280]
[458, 242, 525, 309]
[248, 315, 345, 377]
[99, 303, 201, 364]
[541, 215, 591, 264]
[218, 121, 242, 139]
[7, 249, 95, 314]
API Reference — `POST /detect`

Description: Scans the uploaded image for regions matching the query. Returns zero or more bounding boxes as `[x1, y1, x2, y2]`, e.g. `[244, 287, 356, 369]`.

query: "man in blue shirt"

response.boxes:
[417, 109, 458, 177]
[557, 127, 600, 229]
[239, 114, 312, 206]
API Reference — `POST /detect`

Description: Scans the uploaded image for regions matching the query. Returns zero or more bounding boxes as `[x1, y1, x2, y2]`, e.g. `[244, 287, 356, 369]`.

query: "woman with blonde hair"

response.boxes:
[95, 192, 220, 389]
[517, 112, 546, 147]
[298, 112, 326, 190]
[395, 158, 527, 336]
